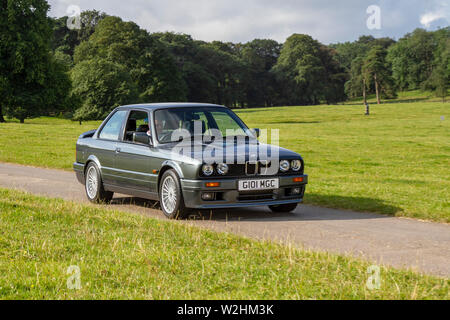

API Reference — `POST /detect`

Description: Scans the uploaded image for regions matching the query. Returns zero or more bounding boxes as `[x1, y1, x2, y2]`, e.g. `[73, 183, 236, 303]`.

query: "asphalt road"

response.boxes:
[0, 162, 449, 278]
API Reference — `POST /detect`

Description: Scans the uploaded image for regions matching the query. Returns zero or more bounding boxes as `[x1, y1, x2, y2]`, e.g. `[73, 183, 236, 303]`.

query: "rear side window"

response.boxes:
[99, 110, 128, 141]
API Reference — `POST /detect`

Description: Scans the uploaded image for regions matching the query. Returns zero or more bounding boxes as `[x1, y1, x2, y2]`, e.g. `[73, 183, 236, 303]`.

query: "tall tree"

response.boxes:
[273, 34, 346, 106]
[74, 16, 186, 107]
[0, 0, 70, 123]
[153, 33, 216, 103]
[71, 58, 138, 121]
[363, 46, 397, 104]
[427, 37, 450, 102]
[331, 36, 395, 72]
[51, 10, 107, 58]
[196, 42, 246, 107]
[241, 39, 281, 107]
[345, 57, 365, 99]
[387, 29, 437, 90]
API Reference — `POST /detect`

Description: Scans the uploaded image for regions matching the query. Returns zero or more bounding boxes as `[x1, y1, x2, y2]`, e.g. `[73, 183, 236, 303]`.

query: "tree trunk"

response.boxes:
[374, 74, 381, 105]
[20, 118, 24, 124]
[0, 105, 5, 123]
[363, 78, 367, 105]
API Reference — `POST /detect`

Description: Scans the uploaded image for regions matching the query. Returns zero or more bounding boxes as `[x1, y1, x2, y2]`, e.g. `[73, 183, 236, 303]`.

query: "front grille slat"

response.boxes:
[238, 194, 275, 202]
[238, 189, 276, 202]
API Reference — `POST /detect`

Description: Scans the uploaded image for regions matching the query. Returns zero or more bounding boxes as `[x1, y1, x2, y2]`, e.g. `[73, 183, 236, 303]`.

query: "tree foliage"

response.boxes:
[273, 34, 346, 105]
[71, 58, 138, 121]
[51, 10, 107, 57]
[240, 39, 281, 107]
[387, 29, 439, 90]
[1, 2, 448, 124]
[363, 46, 397, 103]
[71, 16, 187, 120]
[0, 0, 72, 123]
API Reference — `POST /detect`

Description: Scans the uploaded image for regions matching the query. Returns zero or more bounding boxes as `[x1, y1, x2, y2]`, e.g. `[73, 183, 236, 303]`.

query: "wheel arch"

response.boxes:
[158, 161, 184, 191]
[84, 155, 102, 175]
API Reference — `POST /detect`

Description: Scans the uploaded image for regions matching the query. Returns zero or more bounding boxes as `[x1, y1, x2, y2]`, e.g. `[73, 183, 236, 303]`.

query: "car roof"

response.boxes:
[118, 103, 228, 111]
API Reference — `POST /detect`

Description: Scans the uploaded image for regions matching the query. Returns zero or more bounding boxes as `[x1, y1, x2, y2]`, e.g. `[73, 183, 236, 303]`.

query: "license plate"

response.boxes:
[238, 178, 279, 191]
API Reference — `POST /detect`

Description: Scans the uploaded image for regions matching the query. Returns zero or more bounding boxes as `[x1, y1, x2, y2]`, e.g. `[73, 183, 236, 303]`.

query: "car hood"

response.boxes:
[156, 141, 302, 164]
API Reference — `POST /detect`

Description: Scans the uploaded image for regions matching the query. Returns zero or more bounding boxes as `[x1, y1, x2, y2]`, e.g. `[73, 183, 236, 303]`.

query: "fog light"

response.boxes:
[293, 177, 304, 183]
[292, 187, 302, 195]
[202, 193, 215, 201]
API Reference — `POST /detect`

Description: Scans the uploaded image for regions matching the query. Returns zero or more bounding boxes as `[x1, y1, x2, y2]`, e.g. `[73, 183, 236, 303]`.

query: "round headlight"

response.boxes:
[217, 163, 229, 175]
[291, 160, 302, 171]
[202, 164, 214, 176]
[279, 160, 290, 172]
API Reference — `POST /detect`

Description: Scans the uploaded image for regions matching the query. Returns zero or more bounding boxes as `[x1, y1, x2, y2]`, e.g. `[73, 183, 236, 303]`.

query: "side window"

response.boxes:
[124, 110, 150, 142]
[99, 110, 128, 141]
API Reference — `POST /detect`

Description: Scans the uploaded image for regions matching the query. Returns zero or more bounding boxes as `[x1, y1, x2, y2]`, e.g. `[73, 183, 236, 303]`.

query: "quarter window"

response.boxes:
[99, 110, 127, 141]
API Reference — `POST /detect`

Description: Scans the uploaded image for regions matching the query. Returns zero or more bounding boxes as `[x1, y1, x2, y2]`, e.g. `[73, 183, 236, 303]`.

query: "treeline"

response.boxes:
[334, 29, 450, 103]
[0, 0, 448, 123]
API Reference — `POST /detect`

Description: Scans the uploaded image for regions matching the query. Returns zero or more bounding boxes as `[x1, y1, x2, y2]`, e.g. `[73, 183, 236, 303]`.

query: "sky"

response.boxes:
[48, 0, 450, 44]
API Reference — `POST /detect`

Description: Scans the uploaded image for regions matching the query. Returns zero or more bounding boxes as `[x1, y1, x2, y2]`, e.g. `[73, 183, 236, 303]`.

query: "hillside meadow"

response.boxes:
[0, 96, 448, 222]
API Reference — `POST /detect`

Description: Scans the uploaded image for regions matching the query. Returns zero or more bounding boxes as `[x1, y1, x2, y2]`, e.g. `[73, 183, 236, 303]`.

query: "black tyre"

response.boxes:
[159, 170, 188, 219]
[85, 162, 114, 204]
[269, 203, 298, 213]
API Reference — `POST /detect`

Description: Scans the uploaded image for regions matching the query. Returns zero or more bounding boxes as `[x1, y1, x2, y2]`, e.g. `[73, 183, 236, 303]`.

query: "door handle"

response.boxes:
[115, 148, 121, 153]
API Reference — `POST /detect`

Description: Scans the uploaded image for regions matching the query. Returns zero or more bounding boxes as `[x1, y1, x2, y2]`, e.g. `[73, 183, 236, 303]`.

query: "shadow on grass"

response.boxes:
[345, 97, 430, 106]
[304, 193, 402, 216]
[266, 121, 320, 125]
[110, 193, 401, 222]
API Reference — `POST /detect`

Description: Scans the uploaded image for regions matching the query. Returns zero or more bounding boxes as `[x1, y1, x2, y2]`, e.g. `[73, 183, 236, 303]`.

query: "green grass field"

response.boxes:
[0, 188, 448, 300]
[0, 95, 448, 222]
[237, 101, 450, 222]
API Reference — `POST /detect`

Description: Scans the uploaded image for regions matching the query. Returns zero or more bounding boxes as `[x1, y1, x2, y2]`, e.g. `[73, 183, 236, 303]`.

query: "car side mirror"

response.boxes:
[133, 132, 153, 146]
[251, 128, 261, 138]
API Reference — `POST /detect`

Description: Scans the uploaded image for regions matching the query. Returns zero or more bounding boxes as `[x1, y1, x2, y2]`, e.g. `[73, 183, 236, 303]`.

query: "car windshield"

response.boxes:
[154, 107, 251, 144]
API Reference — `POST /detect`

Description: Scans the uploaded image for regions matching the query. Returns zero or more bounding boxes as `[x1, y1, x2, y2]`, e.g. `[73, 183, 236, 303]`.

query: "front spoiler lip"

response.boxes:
[188, 198, 303, 210]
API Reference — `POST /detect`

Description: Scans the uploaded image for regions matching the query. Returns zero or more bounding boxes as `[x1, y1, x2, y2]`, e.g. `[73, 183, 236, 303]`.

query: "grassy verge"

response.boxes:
[0, 188, 448, 300]
[0, 97, 448, 222]
[0, 117, 101, 170]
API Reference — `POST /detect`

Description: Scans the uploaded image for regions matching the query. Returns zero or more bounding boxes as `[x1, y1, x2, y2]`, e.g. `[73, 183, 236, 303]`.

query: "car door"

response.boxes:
[114, 110, 159, 194]
[95, 110, 128, 186]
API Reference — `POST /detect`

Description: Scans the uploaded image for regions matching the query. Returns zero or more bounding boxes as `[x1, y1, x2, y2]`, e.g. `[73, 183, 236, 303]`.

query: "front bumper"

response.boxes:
[181, 175, 308, 209]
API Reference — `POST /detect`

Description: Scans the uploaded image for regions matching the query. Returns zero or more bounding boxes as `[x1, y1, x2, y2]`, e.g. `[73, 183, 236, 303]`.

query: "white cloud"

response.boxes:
[421, 11, 447, 28]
